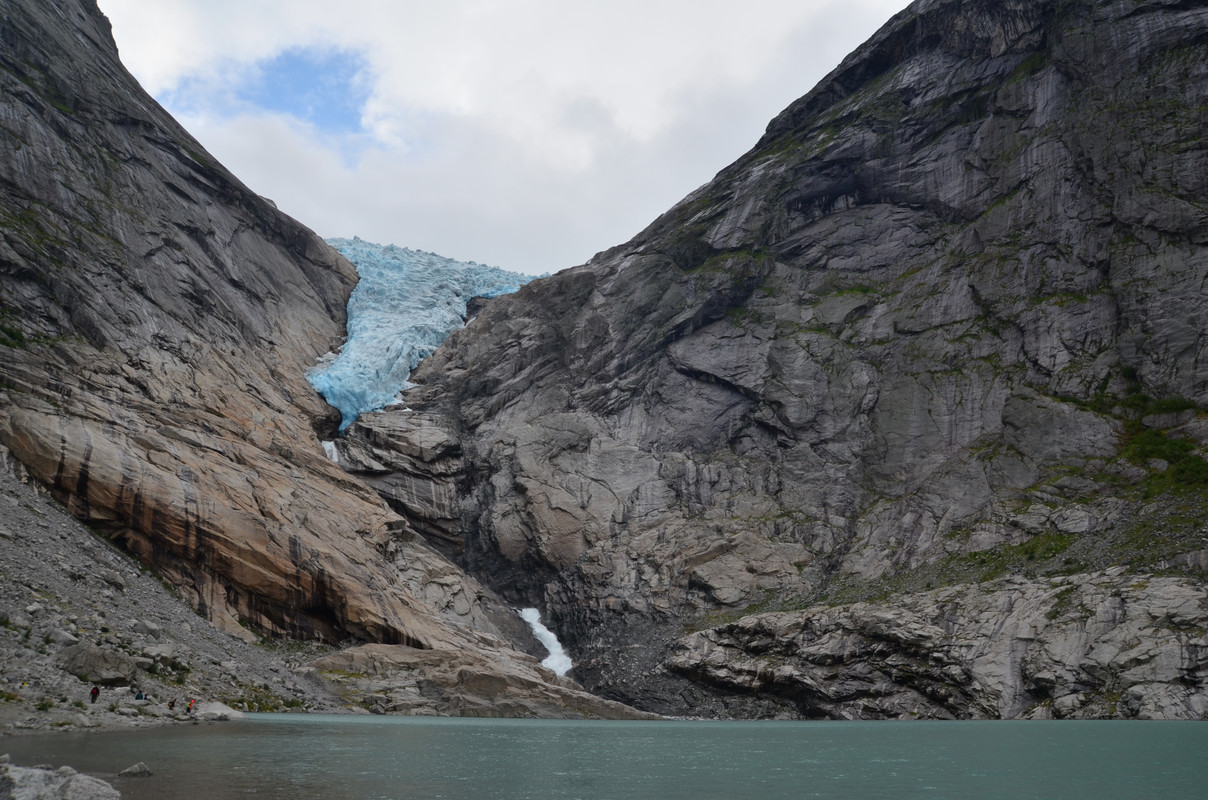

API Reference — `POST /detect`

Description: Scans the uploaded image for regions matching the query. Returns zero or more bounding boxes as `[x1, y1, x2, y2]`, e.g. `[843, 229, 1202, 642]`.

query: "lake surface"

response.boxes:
[3, 715, 1206, 799]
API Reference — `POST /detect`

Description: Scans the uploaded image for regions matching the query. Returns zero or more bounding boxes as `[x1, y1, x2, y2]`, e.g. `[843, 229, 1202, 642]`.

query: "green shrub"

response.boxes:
[1170, 455, 1208, 486]
[1124, 428, 1193, 463]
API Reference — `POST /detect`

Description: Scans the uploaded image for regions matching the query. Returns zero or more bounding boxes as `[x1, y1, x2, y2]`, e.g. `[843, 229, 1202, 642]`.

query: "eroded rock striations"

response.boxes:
[3, 0, 1206, 721]
[343, 0, 1208, 717]
[0, 0, 628, 718]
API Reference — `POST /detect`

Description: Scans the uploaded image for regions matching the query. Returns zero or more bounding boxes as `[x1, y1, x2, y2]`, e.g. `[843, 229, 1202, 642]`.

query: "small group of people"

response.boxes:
[87, 685, 196, 713]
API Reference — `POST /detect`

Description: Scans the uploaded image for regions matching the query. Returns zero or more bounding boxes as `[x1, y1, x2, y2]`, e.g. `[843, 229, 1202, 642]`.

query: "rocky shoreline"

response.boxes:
[1, 754, 120, 800]
[0, 445, 657, 734]
[0, 447, 349, 739]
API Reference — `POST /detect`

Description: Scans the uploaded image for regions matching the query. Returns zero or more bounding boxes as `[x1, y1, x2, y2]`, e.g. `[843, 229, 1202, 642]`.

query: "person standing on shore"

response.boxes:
[89, 686, 99, 704]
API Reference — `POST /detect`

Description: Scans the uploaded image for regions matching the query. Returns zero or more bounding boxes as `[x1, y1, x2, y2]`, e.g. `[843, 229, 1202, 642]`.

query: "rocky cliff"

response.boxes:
[0, 0, 639, 719]
[342, 0, 1208, 718]
[3, 0, 1206, 722]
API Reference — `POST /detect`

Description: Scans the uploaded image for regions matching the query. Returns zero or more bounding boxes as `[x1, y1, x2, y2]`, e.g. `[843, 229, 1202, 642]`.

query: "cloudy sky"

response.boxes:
[96, 0, 911, 275]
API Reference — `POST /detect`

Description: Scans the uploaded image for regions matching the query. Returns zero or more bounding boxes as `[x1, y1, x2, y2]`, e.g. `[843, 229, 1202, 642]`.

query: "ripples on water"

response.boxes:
[3, 715, 1206, 799]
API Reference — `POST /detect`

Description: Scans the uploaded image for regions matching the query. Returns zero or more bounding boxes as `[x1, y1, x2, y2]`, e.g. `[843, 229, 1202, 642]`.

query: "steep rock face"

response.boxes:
[1, 0, 398, 644]
[669, 570, 1208, 720]
[347, 0, 1208, 716]
[0, 0, 606, 717]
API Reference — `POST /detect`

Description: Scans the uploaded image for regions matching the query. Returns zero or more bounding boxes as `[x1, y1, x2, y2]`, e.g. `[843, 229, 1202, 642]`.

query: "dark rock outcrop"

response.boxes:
[345, 0, 1208, 717]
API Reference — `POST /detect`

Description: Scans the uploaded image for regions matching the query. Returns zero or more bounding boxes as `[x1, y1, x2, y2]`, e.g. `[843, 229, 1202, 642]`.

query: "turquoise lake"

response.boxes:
[3, 715, 1205, 799]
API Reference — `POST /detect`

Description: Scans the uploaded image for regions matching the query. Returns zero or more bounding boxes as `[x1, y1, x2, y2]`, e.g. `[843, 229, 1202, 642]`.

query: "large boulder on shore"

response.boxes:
[0, 758, 120, 800]
[57, 643, 136, 687]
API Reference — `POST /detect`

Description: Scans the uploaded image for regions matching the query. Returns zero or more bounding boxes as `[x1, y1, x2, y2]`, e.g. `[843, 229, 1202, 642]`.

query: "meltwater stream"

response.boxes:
[308, 238, 535, 431]
[519, 607, 573, 676]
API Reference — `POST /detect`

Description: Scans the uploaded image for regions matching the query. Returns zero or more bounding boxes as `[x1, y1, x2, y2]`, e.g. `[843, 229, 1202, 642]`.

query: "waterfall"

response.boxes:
[519, 608, 572, 676]
[321, 441, 340, 464]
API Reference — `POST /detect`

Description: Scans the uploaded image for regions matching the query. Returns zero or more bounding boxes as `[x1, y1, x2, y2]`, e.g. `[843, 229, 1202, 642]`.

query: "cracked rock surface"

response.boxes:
[345, 0, 1208, 716]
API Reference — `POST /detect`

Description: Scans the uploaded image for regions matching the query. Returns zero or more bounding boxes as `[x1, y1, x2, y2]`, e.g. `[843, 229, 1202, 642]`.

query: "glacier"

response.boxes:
[309, 237, 536, 431]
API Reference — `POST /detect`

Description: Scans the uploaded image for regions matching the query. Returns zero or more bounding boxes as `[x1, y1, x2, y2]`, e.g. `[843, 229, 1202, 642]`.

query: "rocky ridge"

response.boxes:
[0, 0, 644, 720]
[670, 569, 1208, 720]
[342, 0, 1208, 717]
[2, 0, 1206, 722]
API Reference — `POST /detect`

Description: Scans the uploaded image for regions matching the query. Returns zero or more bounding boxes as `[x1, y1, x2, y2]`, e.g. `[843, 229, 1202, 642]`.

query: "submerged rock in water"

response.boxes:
[118, 761, 153, 777]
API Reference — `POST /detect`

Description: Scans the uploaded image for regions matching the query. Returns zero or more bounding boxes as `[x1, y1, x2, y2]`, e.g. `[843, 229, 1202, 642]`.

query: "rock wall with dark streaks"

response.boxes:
[343, 0, 1208, 718]
[0, 0, 639, 719]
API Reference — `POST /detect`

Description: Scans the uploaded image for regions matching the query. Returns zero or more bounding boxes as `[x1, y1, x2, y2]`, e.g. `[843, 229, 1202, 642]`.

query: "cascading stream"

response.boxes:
[519, 608, 573, 676]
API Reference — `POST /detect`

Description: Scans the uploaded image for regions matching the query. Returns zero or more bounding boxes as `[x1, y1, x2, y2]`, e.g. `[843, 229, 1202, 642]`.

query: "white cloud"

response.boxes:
[97, 0, 911, 273]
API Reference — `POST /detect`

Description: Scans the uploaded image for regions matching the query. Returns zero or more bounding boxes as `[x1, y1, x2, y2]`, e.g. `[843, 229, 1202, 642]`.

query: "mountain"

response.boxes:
[2, 0, 1206, 723]
[0, 0, 644, 719]
[339, 0, 1208, 718]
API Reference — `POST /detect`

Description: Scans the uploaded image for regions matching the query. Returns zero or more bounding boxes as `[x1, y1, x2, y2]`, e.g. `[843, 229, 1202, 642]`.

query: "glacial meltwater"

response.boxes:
[4, 716, 1206, 800]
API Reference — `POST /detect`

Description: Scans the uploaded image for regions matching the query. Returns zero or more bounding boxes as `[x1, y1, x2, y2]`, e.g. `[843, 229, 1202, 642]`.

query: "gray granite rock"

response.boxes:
[345, 0, 1208, 716]
[666, 572, 1208, 720]
[0, 760, 120, 800]
[0, 0, 606, 720]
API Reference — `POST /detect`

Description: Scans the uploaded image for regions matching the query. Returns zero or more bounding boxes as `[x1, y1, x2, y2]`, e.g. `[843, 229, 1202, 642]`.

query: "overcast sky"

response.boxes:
[96, 0, 911, 275]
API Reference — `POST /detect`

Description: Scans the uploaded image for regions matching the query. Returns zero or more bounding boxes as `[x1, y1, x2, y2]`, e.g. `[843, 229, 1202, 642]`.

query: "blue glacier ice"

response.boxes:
[309, 237, 536, 431]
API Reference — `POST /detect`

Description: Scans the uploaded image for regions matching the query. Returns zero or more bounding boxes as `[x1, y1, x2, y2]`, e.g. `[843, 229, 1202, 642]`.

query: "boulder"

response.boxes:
[0, 760, 120, 800]
[193, 701, 247, 721]
[58, 643, 136, 687]
[118, 761, 153, 777]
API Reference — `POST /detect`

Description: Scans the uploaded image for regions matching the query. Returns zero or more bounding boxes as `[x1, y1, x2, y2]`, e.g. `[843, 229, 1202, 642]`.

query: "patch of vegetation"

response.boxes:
[687, 591, 780, 632]
[664, 226, 717, 272]
[1119, 420, 1208, 497]
[1123, 427, 1193, 464]
[166, 662, 190, 685]
[0, 320, 27, 348]
[803, 531, 1081, 609]
[2, 63, 74, 115]
[946, 532, 1077, 582]
[1052, 369, 1208, 497]
[832, 283, 877, 297]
